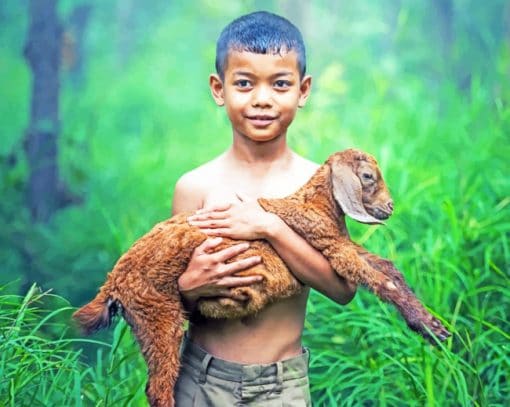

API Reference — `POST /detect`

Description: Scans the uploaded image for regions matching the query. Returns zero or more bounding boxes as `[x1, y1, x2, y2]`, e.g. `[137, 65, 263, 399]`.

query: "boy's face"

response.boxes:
[210, 50, 311, 143]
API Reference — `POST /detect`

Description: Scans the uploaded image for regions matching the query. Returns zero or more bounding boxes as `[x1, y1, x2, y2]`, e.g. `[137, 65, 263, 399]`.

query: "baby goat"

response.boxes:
[74, 148, 450, 407]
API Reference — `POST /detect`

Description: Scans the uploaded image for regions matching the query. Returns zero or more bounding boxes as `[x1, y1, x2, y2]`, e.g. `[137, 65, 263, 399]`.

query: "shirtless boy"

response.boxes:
[172, 11, 356, 406]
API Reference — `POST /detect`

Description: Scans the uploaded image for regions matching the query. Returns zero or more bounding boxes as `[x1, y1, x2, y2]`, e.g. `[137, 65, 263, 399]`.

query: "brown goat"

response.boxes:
[73, 149, 450, 407]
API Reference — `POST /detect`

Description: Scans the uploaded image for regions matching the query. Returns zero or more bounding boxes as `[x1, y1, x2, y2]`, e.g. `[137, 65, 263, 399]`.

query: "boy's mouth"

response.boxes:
[246, 115, 277, 127]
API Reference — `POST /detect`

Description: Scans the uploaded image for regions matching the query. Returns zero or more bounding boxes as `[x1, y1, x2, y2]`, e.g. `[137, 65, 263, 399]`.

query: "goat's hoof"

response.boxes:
[404, 311, 451, 344]
[428, 317, 452, 343]
[418, 317, 451, 344]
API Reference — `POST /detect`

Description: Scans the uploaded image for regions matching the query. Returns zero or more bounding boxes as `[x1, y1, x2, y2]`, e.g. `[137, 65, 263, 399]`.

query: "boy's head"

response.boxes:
[215, 11, 306, 80]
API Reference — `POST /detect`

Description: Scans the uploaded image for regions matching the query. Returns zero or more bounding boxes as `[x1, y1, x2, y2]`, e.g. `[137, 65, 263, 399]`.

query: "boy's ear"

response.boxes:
[298, 75, 312, 108]
[209, 74, 225, 106]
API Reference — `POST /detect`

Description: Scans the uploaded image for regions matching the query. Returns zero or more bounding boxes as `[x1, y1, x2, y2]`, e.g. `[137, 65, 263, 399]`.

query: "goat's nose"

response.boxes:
[387, 200, 394, 212]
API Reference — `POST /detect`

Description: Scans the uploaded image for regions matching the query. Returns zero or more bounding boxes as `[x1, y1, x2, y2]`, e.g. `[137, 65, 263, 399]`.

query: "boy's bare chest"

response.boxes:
[202, 172, 307, 207]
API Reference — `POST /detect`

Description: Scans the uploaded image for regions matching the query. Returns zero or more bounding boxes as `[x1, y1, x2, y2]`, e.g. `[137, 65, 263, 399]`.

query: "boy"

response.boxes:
[172, 11, 356, 406]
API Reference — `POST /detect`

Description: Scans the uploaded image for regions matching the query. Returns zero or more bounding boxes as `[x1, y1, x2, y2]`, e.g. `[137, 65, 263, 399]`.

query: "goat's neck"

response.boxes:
[260, 164, 340, 225]
[259, 164, 349, 254]
[297, 164, 338, 213]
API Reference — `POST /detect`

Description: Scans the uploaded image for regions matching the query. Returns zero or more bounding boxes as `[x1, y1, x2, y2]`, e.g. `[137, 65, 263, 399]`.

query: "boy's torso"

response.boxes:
[186, 150, 319, 364]
[197, 150, 318, 205]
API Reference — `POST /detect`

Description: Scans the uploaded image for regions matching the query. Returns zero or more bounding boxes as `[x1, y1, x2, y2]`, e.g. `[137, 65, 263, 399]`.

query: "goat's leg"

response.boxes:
[324, 242, 450, 342]
[260, 201, 450, 342]
[125, 298, 185, 407]
[355, 246, 409, 293]
[360, 248, 450, 342]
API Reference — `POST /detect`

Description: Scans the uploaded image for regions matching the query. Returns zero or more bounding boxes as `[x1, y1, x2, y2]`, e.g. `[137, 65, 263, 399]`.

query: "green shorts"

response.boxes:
[174, 335, 312, 406]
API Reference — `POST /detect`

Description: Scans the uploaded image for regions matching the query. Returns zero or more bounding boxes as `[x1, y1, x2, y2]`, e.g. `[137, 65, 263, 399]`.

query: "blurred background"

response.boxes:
[1, 0, 509, 405]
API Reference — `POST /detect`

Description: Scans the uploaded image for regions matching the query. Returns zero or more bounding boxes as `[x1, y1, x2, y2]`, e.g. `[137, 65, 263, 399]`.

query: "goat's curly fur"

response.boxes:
[73, 149, 450, 407]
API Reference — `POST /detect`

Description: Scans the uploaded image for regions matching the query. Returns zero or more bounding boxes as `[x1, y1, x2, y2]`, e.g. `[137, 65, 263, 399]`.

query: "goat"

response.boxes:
[73, 148, 451, 407]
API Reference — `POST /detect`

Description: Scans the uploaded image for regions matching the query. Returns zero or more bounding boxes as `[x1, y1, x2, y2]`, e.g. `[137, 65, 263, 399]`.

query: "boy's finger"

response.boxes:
[217, 275, 264, 288]
[201, 228, 230, 236]
[195, 203, 231, 214]
[213, 242, 250, 262]
[188, 212, 228, 222]
[196, 237, 223, 253]
[189, 219, 229, 229]
[230, 292, 249, 301]
[213, 289, 248, 301]
[218, 256, 262, 276]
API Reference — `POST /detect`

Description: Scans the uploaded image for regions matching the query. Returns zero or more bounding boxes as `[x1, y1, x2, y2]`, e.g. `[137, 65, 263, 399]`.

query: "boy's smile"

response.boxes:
[210, 50, 311, 143]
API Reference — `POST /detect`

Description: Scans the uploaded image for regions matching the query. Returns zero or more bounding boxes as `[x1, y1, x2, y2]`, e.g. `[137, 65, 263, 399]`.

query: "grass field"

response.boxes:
[1, 77, 509, 406]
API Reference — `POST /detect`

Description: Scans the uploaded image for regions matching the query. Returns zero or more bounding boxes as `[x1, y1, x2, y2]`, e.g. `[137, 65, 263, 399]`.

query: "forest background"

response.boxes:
[0, 0, 509, 406]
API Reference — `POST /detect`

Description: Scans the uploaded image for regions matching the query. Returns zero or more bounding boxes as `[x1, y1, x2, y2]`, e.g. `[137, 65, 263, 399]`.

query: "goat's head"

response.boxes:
[328, 149, 393, 224]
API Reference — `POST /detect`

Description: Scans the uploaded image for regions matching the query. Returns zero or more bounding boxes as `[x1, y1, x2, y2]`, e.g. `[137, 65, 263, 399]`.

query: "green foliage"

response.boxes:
[0, 284, 148, 407]
[0, 284, 81, 406]
[301, 68, 510, 406]
[0, 0, 509, 405]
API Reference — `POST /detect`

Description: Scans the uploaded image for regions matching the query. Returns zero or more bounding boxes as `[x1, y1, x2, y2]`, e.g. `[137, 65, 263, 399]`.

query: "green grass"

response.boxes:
[0, 285, 148, 406]
[300, 79, 510, 406]
[1, 79, 508, 405]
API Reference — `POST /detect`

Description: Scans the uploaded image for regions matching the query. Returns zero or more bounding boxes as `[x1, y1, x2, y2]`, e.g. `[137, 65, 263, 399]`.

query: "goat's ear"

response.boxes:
[331, 163, 384, 225]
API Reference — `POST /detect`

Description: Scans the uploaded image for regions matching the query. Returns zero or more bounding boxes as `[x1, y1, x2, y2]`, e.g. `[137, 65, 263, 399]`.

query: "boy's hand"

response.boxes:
[187, 194, 281, 240]
[178, 237, 263, 307]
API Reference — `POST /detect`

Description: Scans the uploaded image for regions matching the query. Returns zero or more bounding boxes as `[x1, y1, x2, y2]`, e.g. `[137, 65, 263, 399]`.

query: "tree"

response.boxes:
[23, 0, 62, 222]
[62, 4, 92, 87]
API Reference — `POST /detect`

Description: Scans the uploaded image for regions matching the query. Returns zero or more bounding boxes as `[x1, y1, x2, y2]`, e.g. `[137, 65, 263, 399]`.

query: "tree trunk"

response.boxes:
[431, 0, 455, 82]
[116, 0, 136, 67]
[431, 0, 454, 59]
[383, 0, 402, 55]
[23, 0, 62, 223]
[63, 4, 92, 87]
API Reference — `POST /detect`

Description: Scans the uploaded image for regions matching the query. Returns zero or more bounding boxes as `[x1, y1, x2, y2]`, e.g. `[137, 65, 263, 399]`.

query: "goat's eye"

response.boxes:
[362, 173, 373, 181]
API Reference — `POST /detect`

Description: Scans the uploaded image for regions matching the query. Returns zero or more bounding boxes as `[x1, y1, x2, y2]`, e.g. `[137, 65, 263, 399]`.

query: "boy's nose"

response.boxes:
[252, 86, 273, 107]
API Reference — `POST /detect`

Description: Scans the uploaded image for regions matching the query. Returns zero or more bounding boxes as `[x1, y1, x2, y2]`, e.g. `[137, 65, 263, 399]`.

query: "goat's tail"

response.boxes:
[73, 291, 120, 335]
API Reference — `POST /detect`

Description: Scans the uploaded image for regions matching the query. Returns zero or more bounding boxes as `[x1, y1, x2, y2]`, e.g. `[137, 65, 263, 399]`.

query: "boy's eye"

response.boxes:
[235, 79, 252, 88]
[274, 80, 291, 89]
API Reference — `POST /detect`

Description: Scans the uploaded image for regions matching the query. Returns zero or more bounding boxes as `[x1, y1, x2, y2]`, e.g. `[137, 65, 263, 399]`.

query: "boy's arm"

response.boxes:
[264, 215, 357, 304]
[188, 200, 357, 305]
[172, 176, 263, 311]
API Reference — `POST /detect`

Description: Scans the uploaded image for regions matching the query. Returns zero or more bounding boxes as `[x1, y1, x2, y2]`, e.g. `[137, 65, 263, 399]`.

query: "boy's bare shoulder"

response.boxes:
[172, 156, 224, 214]
[292, 153, 320, 169]
[290, 152, 320, 179]
[261, 152, 319, 197]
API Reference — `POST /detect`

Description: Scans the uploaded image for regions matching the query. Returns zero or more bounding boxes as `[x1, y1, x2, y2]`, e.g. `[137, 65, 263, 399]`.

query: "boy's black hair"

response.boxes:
[215, 11, 306, 80]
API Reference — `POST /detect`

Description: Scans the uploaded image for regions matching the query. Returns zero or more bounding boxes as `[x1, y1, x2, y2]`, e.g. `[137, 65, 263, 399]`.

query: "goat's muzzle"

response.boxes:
[366, 200, 394, 220]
